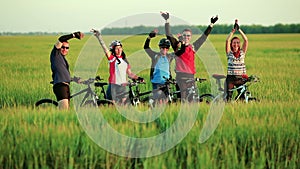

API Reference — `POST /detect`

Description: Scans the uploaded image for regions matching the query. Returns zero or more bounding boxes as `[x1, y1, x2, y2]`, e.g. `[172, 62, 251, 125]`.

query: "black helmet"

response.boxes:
[109, 40, 122, 50]
[158, 38, 170, 48]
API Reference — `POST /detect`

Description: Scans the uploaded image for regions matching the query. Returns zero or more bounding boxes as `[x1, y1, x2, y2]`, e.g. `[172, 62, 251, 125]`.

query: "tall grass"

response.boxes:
[0, 34, 299, 168]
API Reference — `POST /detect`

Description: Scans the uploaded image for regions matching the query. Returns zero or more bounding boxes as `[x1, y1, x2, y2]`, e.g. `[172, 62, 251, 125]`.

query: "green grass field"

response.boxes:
[0, 34, 299, 168]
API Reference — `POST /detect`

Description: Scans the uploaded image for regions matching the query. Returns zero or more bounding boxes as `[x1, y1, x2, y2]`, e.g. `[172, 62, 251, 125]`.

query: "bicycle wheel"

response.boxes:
[199, 94, 215, 104]
[82, 100, 98, 107]
[247, 97, 258, 102]
[97, 99, 114, 106]
[35, 99, 58, 107]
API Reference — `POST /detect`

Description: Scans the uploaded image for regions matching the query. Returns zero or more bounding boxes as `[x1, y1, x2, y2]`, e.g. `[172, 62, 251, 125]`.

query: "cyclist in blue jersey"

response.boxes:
[144, 29, 185, 103]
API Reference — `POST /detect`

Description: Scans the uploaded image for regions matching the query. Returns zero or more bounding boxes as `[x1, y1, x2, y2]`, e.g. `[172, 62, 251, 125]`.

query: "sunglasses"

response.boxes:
[161, 46, 169, 49]
[61, 46, 69, 49]
[182, 34, 191, 37]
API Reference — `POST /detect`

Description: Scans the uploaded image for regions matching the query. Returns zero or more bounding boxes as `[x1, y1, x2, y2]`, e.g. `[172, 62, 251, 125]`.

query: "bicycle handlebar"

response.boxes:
[194, 78, 206, 83]
[123, 80, 146, 87]
[72, 75, 106, 85]
[163, 76, 177, 84]
[81, 78, 96, 85]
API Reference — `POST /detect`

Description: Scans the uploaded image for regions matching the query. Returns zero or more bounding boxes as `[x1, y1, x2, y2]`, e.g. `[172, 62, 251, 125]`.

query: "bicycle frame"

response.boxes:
[71, 82, 98, 107]
[212, 74, 259, 103]
[35, 76, 110, 107]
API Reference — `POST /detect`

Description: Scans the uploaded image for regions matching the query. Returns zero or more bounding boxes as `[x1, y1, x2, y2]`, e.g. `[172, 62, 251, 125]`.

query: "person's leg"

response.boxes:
[106, 84, 113, 101]
[152, 83, 161, 103]
[176, 73, 194, 102]
[58, 99, 69, 109]
[225, 76, 235, 102]
[118, 85, 128, 105]
[176, 78, 187, 101]
[111, 84, 127, 105]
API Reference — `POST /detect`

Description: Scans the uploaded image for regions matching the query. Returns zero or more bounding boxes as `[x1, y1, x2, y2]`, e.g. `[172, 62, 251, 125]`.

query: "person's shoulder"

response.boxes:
[107, 54, 114, 60]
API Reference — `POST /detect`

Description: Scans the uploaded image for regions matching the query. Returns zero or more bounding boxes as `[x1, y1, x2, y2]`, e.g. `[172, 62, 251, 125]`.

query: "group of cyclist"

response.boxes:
[50, 12, 249, 109]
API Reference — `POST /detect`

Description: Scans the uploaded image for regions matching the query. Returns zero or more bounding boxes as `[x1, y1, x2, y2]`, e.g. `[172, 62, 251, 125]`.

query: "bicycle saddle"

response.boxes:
[212, 74, 226, 80]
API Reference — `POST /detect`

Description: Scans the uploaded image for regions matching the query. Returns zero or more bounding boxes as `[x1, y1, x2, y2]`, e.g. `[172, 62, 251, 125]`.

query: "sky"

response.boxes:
[1, 0, 299, 33]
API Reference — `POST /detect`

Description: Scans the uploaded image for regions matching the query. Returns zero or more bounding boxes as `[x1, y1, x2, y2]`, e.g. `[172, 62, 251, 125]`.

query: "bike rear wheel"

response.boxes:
[35, 99, 58, 107]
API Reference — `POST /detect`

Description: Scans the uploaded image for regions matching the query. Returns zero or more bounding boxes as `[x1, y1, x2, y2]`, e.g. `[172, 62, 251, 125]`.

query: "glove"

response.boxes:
[178, 35, 183, 42]
[73, 31, 83, 39]
[95, 75, 103, 81]
[72, 76, 81, 83]
[161, 12, 169, 20]
[91, 29, 100, 36]
[149, 30, 156, 38]
[210, 15, 218, 24]
[234, 19, 239, 30]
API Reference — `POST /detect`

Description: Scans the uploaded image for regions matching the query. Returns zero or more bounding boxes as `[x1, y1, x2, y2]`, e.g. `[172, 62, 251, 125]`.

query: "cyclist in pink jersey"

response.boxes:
[161, 12, 218, 100]
[92, 29, 143, 104]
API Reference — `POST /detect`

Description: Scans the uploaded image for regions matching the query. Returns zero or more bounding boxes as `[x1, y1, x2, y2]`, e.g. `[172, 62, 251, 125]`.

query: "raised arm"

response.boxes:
[226, 29, 235, 54]
[91, 29, 110, 59]
[161, 12, 179, 51]
[193, 15, 218, 51]
[239, 29, 248, 54]
[55, 31, 84, 48]
[229, 19, 248, 54]
[144, 30, 157, 58]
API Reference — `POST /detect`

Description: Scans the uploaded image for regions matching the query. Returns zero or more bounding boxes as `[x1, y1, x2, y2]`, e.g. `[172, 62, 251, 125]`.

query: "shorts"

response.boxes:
[176, 72, 194, 99]
[106, 83, 127, 101]
[152, 83, 169, 100]
[53, 83, 70, 101]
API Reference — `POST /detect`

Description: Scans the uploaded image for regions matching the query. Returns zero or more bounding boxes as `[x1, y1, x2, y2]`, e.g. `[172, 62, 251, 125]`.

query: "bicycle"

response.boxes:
[35, 76, 112, 108]
[110, 79, 147, 106]
[211, 74, 260, 103]
[138, 77, 178, 107]
[130, 76, 215, 107]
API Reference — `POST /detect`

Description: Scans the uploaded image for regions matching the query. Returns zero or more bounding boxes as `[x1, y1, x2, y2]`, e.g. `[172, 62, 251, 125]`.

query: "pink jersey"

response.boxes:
[175, 45, 196, 74]
[108, 54, 130, 85]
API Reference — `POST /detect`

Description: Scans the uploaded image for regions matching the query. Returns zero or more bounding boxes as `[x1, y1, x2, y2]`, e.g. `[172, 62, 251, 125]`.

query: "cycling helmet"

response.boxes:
[158, 38, 171, 48]
[110, 40, 122, 49]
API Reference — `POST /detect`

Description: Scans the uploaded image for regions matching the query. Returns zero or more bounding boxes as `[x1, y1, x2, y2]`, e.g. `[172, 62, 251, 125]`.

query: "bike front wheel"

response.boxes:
[97, 99, 114, 106]
[35, 99, 58, 107]
[199, 94, 215, 104]
[247, 97, 258, 102]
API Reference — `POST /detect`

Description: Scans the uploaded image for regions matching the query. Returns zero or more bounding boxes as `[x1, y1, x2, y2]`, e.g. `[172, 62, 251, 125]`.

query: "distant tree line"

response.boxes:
[101, 23, 300, 35]
[1, 23, 299, 35]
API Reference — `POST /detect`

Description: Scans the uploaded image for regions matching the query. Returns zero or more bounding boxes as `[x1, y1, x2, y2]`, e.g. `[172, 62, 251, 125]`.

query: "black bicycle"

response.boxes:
[137, 77, 178, 107]
[35, 76, 112, 107]
[128, 76, 215, 107]
[108, 79, 147, 106]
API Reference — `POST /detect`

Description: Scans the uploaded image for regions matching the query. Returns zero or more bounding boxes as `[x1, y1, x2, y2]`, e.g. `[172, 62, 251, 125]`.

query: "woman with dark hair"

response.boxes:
[92, 29, 143, 104]
[225, 19, 249, 101]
